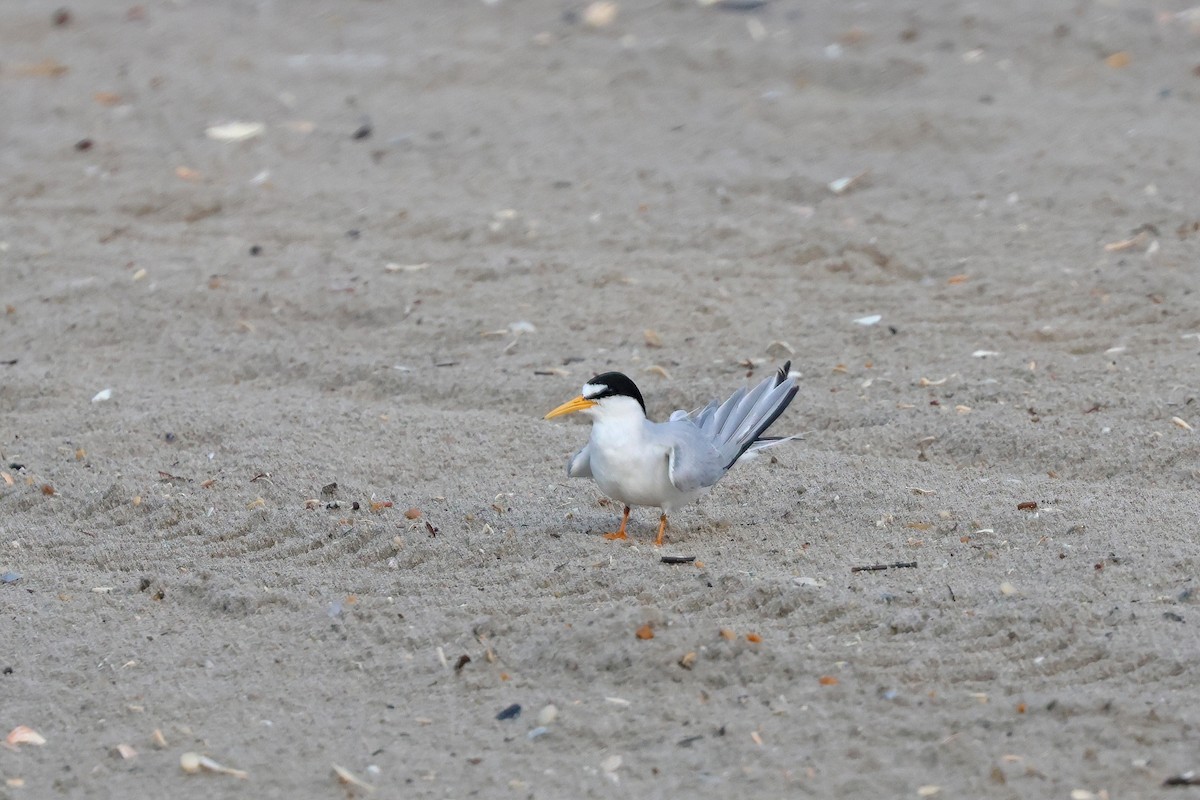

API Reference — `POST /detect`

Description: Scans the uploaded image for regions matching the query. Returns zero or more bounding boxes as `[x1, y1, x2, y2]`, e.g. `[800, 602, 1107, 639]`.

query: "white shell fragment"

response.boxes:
[91, 388, 113, 403]
[384, 262, 429, 273]
[180, 752, 248, 779]
[205, 122, 265, 142]
[583, 1, 618, 28]
[765, 340, 794, 358]
[332, 763, 374, 792]
[537, 704, 559, 725]
[1171, 416, 1193, 431]
[853, 314, 882, 326]
[972, 350, 1001, 358]
[509, 320, 537, 335]
[5, 726, 46, 747]
[829, 170, 869, 194]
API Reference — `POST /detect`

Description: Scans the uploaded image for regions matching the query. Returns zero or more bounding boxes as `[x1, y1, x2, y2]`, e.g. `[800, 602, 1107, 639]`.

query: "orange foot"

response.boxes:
[654, 513, 669, 547]
[603, 505, 631, 541]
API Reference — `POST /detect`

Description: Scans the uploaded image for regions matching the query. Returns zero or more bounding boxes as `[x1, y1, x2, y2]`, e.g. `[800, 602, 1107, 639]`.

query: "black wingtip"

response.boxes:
[776, 360, 791, 385]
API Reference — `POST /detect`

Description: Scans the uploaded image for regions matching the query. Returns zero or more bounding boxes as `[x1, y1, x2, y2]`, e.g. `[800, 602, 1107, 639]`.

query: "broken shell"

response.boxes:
[765, 340, 794, 358]
[509, 320, 537, 334]
[853, 314, 881, 326]
[180, 752, 248, 779]
[1171, 416, 1193, 431]
[91, 388, 113, 403]
[332, 764, 374, 792]
[537, 704, 559, 725]
[5, 726, 46, 747]
[583, 1, 618, 28]
[205, 122, 265, 142]
[644, 329, 663, 348]
[644, 365, 670, 379]
[829, 170, 869, 194]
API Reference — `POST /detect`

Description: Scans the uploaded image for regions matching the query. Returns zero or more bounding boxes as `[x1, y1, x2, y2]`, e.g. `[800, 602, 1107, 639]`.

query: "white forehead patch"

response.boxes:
[582, 382, 606, 399]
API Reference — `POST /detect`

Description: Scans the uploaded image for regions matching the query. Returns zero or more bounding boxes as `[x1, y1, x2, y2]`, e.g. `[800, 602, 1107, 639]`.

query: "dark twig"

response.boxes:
[1164, 773, 1200, 787]
[851, 561, 918, 573]
[661, 555, 696, 564]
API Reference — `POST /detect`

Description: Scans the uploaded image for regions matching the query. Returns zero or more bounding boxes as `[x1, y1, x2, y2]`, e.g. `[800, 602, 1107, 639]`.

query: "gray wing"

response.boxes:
[657, 418, 726, 493]
[687, 361, 798, 470]
[567, 443, 592, 478]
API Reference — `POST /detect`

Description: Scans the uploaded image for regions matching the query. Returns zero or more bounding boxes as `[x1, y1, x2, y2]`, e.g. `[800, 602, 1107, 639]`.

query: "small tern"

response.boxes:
[545, 362, 798, 546]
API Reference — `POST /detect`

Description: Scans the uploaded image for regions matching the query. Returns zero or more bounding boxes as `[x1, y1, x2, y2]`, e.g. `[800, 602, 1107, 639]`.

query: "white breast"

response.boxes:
[587, 418, 697, 510]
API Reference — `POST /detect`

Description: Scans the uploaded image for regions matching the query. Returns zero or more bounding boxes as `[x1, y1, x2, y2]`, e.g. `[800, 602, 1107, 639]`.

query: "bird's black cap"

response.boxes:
[583, 372, 646, 414]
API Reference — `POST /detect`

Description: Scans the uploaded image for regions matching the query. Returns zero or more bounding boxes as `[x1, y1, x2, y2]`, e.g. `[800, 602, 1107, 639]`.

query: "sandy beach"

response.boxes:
[3, 0, 1200, 797]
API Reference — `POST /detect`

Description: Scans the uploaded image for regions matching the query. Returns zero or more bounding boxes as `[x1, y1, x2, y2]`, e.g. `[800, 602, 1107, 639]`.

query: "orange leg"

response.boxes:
[654, 513, 668, 547]
[603, 506, 631, 541]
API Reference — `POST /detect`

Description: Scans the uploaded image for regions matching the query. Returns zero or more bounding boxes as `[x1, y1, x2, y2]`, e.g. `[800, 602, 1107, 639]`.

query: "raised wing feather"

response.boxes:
[689, 362, 798, 470]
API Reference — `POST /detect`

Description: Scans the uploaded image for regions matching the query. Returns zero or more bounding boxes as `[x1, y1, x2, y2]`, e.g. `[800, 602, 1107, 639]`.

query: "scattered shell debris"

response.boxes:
[180, 751, 248, 779]
[332, 763, 375, 793]
[537, 704, 558, 726]
[5, 726, 46, 747]
[829, 170, 869, 194]
[1103, 231, 1151, 252]
[205, 122, 265, 142]
[583, 1, 618, 28]
[765, 340, 794, 358]
[1104, 51, 1131, 68]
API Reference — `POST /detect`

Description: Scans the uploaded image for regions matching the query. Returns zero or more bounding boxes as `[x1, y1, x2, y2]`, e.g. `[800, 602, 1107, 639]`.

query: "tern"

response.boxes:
[545, 362, 798, 546]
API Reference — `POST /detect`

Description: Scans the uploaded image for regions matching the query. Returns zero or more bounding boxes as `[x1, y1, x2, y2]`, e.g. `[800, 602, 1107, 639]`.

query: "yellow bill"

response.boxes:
[544, 395, 596, 419]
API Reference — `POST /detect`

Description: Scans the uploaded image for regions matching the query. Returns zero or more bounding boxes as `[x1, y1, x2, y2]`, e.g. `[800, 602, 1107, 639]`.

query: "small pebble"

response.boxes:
[1, 571, 20, 584]
[496, 703, 521, 721]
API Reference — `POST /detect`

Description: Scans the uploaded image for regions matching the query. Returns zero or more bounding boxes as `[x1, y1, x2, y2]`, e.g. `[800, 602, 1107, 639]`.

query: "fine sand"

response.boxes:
[3, 1, 1200, 797]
